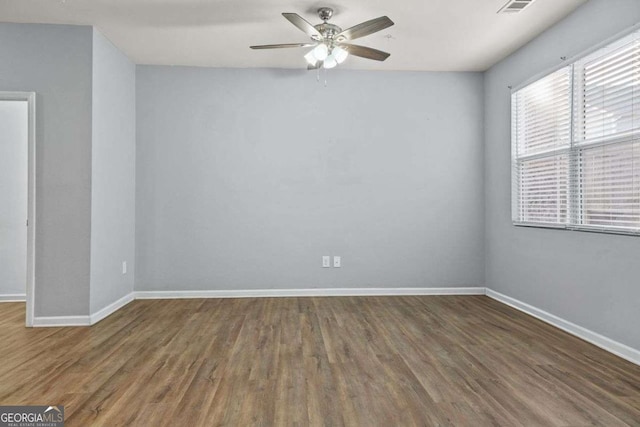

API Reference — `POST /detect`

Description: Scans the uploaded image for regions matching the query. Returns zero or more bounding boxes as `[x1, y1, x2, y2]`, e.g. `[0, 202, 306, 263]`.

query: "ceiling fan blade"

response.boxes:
[282, 13, 323, 40]
[307, 62, 321, 71]
[341, 43, 390, 61]
[335, 16, 394, 41]
[250, 43, 316, 49]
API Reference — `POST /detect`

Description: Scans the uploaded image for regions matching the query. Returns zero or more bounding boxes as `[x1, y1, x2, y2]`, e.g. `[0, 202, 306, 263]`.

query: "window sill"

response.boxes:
[512, 222, 640, 237]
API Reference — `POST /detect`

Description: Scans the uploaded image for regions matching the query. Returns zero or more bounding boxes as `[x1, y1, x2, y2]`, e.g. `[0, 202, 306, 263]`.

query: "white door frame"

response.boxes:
[0, 92, 36, 327]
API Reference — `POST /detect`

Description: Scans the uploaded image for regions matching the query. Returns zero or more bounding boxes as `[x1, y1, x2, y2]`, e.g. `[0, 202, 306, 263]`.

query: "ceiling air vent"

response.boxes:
[498, 0, 537, 14]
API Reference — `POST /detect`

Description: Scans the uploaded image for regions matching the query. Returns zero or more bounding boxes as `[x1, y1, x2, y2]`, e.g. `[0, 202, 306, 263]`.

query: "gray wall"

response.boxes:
[0, 23, 93, 316]
[0, 100, 28, 296]
[484, 0, 640, 350]
[89, 30, 136, 313]
[136, 67, 485, 291]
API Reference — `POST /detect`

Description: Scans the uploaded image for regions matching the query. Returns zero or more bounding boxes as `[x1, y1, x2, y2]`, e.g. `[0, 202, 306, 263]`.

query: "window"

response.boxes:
[512, 29, 640, 235]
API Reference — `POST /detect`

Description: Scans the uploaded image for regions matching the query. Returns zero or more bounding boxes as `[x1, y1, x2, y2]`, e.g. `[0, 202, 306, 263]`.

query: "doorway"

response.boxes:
[0, 92, 35, 327]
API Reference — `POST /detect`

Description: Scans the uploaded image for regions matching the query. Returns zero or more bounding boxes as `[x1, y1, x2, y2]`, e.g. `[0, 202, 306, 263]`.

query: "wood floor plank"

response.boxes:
[0, 296, 639, 426]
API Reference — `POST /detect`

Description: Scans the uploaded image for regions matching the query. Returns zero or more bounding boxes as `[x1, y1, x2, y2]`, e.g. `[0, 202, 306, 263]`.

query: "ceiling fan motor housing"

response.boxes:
[314, 23, 343, 40]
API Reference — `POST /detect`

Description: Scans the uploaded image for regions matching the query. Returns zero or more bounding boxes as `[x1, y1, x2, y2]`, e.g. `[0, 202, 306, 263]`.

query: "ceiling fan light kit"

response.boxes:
[250, 7, 394, 70]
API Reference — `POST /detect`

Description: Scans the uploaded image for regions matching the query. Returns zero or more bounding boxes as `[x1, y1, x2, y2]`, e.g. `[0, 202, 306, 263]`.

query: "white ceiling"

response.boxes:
[0, 0, 587, 71]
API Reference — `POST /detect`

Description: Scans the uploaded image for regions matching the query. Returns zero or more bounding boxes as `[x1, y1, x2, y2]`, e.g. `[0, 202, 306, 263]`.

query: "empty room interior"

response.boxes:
[1, 0, 640, 425]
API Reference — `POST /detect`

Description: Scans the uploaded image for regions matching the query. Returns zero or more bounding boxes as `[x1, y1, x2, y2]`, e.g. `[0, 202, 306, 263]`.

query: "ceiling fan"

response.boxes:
[250, 7, 394, 69]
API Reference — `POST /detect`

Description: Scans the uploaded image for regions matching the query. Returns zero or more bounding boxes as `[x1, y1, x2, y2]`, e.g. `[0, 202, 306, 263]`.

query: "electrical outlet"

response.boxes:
[122, 261, 127, 275]
[333, 256, 341, 268]
[322, 256, 331, 268]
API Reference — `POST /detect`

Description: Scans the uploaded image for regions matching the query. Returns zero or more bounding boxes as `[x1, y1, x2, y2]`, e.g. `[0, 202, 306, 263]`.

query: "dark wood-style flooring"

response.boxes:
[1, 296, 639, 426]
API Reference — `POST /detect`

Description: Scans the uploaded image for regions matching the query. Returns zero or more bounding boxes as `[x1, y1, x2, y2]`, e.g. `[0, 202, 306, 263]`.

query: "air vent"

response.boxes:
[498, 0, 537, 14]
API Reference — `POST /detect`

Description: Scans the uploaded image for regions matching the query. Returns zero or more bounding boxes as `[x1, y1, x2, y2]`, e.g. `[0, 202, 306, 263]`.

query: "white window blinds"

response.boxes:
[512, 67, 572, 225]
[512, 28, 640, 234]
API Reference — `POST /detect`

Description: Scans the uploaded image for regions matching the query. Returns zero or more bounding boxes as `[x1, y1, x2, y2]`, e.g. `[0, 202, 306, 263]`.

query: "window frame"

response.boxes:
[510, 24, 640, 237]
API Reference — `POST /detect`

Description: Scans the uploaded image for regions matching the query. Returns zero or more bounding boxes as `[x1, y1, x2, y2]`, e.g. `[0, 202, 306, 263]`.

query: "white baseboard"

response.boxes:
[31, 293, 135, 327]
[32, 315, 91, 327]
[486, 288, 640, 366]
[89, 292, 135, 324]
[133, 287, 486, 300]
[0, 294, 26, 302]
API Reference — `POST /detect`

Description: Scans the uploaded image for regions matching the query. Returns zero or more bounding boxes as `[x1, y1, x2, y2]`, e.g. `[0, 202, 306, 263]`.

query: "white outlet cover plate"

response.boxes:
[333, 256, 341, 268]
